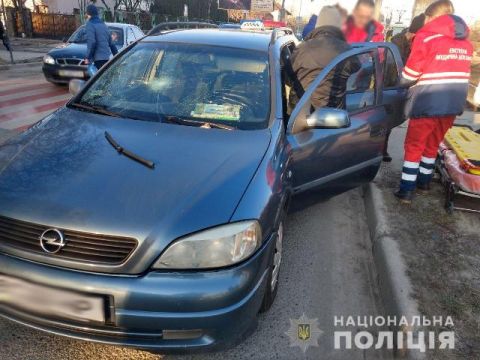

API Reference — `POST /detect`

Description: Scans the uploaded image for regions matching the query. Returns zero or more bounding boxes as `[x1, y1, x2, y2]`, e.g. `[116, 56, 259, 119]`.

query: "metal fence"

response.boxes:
[4, 3, 231, 39]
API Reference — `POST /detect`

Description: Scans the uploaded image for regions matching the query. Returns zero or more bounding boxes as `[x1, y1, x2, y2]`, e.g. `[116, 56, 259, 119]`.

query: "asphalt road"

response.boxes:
[0, 188, 391, 360]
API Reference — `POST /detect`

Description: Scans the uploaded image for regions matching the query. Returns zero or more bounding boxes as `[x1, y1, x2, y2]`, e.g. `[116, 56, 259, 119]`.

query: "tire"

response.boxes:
[259, 220, 284, 313]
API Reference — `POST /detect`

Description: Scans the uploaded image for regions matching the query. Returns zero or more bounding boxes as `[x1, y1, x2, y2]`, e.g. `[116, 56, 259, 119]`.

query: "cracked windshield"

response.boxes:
[79, 43, 270, 129]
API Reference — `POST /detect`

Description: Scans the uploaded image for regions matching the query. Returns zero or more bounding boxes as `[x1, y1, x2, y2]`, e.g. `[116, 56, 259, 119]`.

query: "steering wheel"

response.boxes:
[211, 91, 255, 119]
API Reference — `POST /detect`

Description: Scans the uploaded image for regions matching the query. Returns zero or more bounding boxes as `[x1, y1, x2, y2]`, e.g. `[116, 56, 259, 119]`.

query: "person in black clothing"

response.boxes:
[391, 14, 426, 63]
[289, 6, 361, 110]
[380, 14, 425, 162]
[0, 19, 11, 52]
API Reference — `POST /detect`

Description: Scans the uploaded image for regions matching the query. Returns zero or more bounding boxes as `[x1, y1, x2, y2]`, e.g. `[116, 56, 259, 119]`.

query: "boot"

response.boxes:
[394, 189, 414, 204]
[416, 182, 431, 193]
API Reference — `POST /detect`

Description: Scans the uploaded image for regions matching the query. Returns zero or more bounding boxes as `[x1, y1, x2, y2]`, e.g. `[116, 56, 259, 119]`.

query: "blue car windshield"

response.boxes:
[77, 42, 271, 130]
[68, 26, 124, 46]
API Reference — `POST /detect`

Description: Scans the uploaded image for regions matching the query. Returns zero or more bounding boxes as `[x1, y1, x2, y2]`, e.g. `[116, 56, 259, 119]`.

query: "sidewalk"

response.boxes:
[0, 37, 61, 64]
[0, 49, 43, 63]
[369, 113, 480, 359]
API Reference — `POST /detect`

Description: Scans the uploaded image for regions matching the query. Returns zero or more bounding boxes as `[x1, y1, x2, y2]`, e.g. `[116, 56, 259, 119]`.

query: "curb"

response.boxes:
[362, 183, 426, 360]
[0, 61, 43, 71]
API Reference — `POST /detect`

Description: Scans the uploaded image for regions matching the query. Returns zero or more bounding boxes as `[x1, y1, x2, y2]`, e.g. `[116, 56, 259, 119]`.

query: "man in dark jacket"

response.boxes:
[0, 19, 11, 52]
[84, 5, 118, 69]
[290, 6, 360, 110]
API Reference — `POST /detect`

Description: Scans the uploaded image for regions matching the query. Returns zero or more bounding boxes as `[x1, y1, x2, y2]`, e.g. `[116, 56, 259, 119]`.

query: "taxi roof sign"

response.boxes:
[240, 20, 265, 31]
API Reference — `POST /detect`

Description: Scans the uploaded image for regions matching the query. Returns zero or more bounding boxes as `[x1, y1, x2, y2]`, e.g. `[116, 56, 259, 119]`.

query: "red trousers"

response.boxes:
[404, 116, 456, 163]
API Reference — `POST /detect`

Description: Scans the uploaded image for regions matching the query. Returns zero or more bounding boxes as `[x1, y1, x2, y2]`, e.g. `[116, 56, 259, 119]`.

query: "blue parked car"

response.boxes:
[0, 28, 405, 351]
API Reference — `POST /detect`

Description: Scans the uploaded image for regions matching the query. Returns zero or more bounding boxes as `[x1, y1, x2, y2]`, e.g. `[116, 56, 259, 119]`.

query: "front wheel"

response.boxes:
[259, 221, 284, 313]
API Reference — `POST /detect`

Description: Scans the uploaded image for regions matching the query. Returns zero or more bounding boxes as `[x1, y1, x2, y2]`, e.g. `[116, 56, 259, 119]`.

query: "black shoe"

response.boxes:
[394, 189, 414, 204]
[416, 182, 431, 192]
[383, 153, 392, 162]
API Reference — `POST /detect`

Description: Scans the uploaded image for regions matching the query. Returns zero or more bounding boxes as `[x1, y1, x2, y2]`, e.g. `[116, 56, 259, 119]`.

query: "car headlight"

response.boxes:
[152, 221, 262, 269]
[43, 55, 55, 65]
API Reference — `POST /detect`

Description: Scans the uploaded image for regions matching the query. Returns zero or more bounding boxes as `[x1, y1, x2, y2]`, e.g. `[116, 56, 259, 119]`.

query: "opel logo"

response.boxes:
[39, 229, 66, 254]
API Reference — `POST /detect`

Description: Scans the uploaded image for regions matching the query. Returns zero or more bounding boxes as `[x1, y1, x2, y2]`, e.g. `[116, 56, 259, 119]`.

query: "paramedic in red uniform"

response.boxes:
[395, 0, 473, 203]
[344, 0, 384, 43]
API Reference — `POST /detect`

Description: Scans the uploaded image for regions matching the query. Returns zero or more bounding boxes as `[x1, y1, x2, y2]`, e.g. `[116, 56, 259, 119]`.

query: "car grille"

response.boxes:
[56, 58, 84, 66]
[0, 216, 138, 265]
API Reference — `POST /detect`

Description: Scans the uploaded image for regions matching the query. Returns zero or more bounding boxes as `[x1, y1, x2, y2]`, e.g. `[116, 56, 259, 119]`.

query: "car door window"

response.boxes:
[109, 27, 124, 46]
[382, 47, 400, 88]
[378, 45, 406, 128]
[345, 52, 376, 112]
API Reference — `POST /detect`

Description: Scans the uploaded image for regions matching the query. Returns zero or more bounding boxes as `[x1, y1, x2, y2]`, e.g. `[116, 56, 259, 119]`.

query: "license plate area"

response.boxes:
[58, 70, 84, 78]
[0, 274, 107, 324]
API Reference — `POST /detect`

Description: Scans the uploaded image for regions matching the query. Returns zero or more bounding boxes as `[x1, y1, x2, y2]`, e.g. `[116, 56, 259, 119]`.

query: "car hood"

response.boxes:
[47, 42, 122, 59]
[48, 42, 88, 59]
[0, 108, 271, 272]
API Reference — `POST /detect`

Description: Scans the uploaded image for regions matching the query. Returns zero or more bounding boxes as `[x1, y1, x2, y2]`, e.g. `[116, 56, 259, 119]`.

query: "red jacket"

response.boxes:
[344, 17, 384, 43]
[402, 15, 473, 118]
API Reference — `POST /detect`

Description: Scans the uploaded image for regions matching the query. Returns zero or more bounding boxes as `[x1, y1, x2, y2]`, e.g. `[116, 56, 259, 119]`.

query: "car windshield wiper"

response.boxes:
[163, 115, 235, 131]
[104, 131, 155, 169]
[71, 102, 122, 118]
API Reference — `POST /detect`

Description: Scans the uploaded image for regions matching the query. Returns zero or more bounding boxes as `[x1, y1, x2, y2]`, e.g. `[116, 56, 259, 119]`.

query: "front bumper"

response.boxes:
[0, 234, 275, 352]
[42, 63, 89, 84]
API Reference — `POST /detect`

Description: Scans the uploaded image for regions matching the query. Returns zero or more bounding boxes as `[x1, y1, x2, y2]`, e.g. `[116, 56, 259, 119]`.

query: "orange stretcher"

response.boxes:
[444, 126, 480, 175]
[437, 126, 480, 213]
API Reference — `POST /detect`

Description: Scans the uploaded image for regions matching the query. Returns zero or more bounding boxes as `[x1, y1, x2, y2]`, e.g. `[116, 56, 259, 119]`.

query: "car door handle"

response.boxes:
[370, 125, 387, 138]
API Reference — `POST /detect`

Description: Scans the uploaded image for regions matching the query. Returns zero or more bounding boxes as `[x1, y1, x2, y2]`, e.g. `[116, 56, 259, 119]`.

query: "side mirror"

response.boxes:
[306, 108, 351, 129]
[69, 79, 86, 96]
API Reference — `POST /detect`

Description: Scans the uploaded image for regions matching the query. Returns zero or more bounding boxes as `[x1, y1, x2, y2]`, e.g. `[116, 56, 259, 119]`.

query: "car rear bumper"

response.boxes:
[0, 233, 275, 352]
[42, 63, 89, 84]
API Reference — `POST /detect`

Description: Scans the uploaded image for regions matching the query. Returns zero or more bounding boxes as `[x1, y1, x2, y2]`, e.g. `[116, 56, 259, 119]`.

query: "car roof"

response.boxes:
[142, 29, 272, 52]
[105, 22, 138, 29]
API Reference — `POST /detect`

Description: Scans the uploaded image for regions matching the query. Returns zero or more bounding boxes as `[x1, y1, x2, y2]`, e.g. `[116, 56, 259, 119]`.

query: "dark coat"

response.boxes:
[391, 29, 411, 64]
[290, 26, 360, 109]
[86, 17, 118, 62]
[0, 21, 4, 39]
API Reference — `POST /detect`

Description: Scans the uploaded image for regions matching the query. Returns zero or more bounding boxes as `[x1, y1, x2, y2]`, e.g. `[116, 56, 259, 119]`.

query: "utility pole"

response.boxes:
[1, 0, 14, 64]
[280, 0, 286, 22]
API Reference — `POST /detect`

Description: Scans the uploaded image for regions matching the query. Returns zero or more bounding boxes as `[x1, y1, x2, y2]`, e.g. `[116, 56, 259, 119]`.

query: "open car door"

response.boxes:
[353, 42, 408, 130]
[286, 46, 391, 194]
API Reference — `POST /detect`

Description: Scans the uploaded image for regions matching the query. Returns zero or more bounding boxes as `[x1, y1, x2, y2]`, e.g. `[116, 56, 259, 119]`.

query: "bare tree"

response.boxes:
[121, 0, 144, 12]
[99, 0, 122, 17]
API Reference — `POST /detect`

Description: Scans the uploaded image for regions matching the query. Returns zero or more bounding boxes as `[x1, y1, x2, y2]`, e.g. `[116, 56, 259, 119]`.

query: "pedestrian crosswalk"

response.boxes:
[0, 75, 71, 132]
